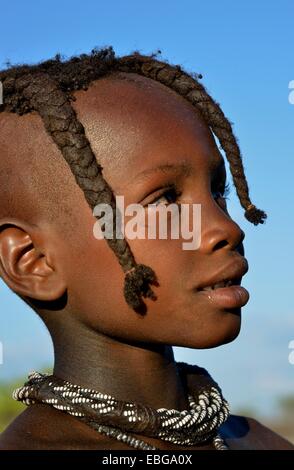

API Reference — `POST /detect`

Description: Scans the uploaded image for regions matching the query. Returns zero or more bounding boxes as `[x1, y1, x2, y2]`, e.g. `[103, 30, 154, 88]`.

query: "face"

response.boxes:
[54, 74, 248, 349]
[0, 73, 249, 349]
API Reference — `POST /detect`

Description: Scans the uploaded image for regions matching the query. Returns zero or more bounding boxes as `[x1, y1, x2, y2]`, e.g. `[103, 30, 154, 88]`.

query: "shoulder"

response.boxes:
[1, 407, 293, 451]
[0, 404, 123, 450]
[221, 414, 294, 450]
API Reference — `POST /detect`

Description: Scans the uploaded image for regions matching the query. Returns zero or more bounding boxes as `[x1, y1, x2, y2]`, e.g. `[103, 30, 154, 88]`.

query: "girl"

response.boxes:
[0, 47, 292, 450]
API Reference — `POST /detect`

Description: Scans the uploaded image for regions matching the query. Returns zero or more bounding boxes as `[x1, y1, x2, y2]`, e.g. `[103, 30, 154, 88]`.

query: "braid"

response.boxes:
[0, 46, 267, 312]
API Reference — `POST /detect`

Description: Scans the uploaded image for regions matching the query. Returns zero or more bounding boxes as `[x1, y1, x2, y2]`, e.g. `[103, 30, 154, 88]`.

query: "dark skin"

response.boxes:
[0, 74, 293, 450]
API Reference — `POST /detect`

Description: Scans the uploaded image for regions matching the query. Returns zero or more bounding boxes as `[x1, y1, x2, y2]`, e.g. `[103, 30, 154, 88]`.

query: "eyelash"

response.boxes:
[151, 185, 182, 207]
[150, 181, 231, 207]
[212, 182, 231, 201]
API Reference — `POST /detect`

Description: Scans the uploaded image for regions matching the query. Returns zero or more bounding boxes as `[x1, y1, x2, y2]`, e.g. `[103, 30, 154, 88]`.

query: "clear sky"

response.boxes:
[0, 0, 293, 418]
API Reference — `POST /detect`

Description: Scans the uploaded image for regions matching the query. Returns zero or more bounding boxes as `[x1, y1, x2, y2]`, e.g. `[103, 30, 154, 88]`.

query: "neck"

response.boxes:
[45, 312, 189, 411]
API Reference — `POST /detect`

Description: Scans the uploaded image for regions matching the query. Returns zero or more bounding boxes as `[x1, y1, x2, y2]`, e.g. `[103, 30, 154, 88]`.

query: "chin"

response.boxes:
[209, 310, 242, 348]
[180, 309, 242, 349]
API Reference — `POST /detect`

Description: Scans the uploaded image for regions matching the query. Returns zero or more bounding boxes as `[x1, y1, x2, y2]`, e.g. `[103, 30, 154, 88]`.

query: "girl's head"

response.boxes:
[0, 48, 266, 350]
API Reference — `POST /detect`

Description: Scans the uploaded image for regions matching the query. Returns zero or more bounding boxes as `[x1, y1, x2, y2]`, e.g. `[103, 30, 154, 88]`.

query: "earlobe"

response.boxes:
[0, 223, 67, 301]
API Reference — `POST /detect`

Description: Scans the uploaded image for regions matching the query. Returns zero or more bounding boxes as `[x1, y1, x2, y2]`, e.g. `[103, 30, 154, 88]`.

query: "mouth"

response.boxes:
[196, 261, 249, 309]
[198, 277, 241, 291]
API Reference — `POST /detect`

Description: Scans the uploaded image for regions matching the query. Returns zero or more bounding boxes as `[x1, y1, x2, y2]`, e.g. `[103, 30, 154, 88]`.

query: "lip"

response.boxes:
[196, 258, 249, 291]
[198, 285, 250, 309]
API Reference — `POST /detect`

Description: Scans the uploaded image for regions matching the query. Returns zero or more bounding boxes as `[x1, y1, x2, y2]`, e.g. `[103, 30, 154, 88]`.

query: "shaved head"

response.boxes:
[0, 111, 83, 232]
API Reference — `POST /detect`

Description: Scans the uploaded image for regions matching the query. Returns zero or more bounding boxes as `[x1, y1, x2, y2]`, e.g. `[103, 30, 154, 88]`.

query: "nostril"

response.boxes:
[213, 240, 229, 251]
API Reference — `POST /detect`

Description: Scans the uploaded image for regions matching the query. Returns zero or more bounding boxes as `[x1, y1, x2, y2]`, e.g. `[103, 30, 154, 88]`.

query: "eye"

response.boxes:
[149, 185, 182, 207]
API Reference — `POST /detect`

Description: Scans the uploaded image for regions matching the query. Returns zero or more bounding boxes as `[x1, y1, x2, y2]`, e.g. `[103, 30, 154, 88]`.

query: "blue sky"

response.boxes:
[0, 0, 293, 418]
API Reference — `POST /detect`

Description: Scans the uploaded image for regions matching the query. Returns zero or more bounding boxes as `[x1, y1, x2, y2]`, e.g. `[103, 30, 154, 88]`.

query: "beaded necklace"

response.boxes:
[13, 361, 229, 450]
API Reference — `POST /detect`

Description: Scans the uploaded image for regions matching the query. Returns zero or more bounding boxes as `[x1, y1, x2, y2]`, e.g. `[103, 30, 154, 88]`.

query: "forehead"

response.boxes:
[72, 74, 223, 188]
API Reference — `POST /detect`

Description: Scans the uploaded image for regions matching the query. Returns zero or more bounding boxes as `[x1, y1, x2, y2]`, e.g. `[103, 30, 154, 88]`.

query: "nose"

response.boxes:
[199, 203, 245, 256]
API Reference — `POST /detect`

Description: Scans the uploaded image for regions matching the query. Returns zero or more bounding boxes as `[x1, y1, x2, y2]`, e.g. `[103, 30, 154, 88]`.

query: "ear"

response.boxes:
[0, 220, 67, 301]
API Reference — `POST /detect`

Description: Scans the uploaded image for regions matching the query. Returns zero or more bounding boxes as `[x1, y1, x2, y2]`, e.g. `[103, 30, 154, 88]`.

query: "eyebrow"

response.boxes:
[132, 156, 225, 185]
[133, 161, 193, 184]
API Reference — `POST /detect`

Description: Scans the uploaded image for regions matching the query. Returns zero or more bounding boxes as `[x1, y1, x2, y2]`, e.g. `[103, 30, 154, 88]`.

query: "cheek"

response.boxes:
[64, 230, 191, 332]
[68, 238, 127, 325]
[130, 236, 192, 294]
